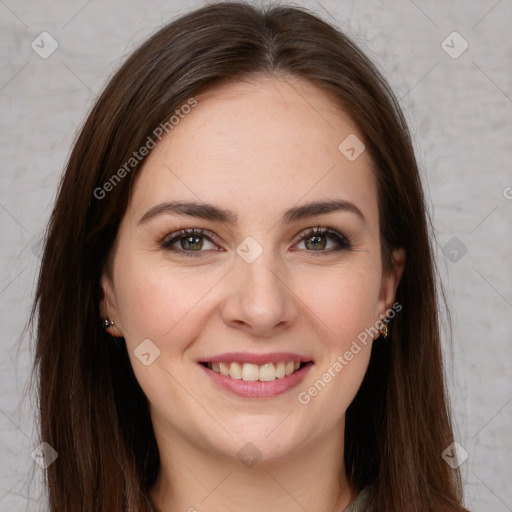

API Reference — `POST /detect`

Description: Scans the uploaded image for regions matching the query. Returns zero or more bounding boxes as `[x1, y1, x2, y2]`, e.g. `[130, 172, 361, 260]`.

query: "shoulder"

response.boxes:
[343, 484, 373, 512]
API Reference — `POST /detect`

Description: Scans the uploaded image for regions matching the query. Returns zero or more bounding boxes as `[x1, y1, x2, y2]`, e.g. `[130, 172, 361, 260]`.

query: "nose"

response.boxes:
[220, 247, 299, 337]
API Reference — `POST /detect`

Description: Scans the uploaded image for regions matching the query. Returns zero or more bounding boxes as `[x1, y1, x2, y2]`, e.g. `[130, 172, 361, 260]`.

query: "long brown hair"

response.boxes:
[30, 2, 468, 511]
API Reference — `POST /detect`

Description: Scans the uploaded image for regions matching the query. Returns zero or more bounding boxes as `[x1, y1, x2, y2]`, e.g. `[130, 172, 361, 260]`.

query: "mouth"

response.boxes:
[199, 360, 309, 381]
[197, 353, 314, 398]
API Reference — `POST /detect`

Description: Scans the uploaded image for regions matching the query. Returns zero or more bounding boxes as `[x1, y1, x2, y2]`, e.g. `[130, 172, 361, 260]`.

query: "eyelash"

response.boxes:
[160, 226, 353, 258]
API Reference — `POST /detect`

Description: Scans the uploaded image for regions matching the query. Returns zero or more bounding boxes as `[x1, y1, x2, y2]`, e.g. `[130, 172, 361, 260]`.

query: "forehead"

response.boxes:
[129, 75, 378, 229]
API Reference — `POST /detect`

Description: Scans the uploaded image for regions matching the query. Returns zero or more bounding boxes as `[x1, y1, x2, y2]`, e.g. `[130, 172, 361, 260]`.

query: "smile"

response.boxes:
[203, 361, 304, 381]
[198, 353, 314, 398]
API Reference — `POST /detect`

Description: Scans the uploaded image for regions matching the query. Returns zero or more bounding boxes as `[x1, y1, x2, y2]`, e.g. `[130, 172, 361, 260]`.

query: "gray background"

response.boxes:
[1, 0, 511, 510]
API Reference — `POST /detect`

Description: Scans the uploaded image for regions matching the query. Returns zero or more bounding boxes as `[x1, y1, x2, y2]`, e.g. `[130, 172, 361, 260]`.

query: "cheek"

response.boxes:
[292, 266, 379, 420]
[112, 264, 214, 402]
[113, 253, 223, 352]
[293, 261, 382, 350]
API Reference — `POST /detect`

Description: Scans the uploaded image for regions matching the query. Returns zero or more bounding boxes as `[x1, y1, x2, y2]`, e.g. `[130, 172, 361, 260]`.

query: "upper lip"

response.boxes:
[198, 352, 313, 365]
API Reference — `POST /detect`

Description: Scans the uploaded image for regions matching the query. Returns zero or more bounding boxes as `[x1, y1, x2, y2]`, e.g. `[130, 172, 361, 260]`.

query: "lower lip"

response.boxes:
[198, 363, 313, 398]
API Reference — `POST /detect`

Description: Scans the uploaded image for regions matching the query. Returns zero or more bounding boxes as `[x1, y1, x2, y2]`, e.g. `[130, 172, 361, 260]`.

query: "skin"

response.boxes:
[100, 75, 405, 512]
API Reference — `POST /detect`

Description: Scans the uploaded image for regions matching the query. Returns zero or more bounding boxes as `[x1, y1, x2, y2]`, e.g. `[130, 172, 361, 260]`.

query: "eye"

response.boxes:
[161, 228, 221, 256]
[293, 226, 352, 253]
[161, 226, 352, 257]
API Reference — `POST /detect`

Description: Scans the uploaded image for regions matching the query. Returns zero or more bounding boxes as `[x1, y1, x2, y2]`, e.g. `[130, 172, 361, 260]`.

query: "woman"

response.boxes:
[31, 2, 469, 511]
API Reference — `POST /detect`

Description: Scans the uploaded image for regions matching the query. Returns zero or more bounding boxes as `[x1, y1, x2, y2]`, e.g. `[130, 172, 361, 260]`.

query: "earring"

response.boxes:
[103, 317, 115, 329]
[379, 319, 389, 339]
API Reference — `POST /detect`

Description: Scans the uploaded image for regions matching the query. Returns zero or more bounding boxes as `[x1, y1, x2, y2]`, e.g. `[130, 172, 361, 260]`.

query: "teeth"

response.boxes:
[241, 363, 259, 381]
[230, 362, 242, 379]
[258, 363, 276, 382]
[207, 360, 304, 381]
[219, 362, 230, 376]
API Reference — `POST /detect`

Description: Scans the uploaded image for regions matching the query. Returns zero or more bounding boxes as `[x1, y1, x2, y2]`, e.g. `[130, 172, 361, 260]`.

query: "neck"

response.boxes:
[149, 418, 355, 512]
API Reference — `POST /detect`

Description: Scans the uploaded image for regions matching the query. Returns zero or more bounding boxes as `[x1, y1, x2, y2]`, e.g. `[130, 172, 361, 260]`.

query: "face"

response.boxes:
[100, 75, 405, 464]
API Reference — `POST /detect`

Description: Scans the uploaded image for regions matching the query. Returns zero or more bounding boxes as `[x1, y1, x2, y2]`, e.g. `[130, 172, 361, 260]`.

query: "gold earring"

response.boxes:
[379, 319, 389, 339]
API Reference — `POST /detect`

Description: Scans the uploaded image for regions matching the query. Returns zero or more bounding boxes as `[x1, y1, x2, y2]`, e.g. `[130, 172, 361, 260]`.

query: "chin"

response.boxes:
[209, 418, 308, 464]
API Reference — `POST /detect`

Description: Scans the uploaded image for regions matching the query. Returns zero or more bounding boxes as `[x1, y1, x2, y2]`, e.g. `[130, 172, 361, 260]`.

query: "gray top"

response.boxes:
[343, 485, 372, 512]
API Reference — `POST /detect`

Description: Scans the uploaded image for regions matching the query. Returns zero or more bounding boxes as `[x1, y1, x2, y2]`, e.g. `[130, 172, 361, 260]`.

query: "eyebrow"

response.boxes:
[138, 199, 367, 226]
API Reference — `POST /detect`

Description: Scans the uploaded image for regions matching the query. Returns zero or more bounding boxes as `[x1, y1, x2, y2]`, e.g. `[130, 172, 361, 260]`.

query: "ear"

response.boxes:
[99, 271, 124, 337]
[375, 247, 406, 322]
